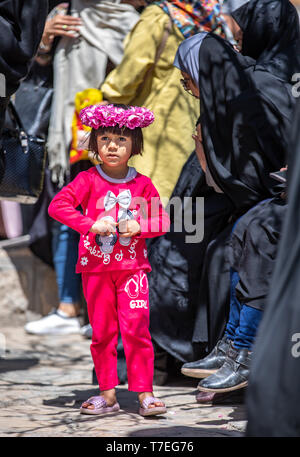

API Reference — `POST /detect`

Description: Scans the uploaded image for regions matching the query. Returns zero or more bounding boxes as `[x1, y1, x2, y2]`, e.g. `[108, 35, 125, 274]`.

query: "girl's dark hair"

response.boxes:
[88, 104, 144, 159]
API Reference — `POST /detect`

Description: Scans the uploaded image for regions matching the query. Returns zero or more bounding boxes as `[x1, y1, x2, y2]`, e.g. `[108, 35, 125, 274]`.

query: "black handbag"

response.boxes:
[0, 102, 46, 204]
[14, 79, 53, 138]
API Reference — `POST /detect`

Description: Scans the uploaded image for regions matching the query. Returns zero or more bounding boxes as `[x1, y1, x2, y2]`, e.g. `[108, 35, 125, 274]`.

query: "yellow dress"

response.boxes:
[101, 5, 199, 201]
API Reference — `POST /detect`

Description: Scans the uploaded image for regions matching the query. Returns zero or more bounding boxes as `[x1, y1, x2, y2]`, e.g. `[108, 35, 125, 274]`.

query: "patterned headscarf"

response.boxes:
[154, 0, 230, 39]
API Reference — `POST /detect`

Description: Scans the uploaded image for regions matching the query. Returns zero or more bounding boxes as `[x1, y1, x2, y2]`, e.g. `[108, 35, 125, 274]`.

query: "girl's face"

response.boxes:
[97, 132, 132, 168]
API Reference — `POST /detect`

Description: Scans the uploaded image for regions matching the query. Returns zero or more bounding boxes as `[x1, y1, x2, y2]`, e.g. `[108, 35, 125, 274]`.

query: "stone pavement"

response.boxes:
[0, 243, 247, 438]
[0, 320, 247, 438]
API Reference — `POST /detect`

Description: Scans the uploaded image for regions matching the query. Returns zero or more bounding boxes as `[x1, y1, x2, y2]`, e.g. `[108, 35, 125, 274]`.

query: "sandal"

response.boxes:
[80, 396, 120, 415]
[138, 396, 167, 417]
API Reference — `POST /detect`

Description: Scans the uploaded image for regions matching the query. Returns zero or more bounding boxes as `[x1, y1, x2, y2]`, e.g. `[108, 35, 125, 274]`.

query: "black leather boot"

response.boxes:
[181, 336, 232, 379]
[197, 345, 251, 393]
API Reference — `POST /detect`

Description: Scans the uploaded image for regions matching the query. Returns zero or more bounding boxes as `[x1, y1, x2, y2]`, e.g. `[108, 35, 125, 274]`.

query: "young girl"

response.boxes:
[48, 103, 170, 416]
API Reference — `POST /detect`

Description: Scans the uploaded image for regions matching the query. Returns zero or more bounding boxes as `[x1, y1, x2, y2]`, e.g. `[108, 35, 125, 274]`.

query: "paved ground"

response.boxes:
[0, 244, 247, 438]
[0, 317, 247, 438]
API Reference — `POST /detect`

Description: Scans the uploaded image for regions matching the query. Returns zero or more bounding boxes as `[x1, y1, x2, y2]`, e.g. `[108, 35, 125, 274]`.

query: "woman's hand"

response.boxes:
[119, 219, 141, 237]
[41, 6, 82, 49]
[192, 123, 207, 172]
[90, 219, 118, 236]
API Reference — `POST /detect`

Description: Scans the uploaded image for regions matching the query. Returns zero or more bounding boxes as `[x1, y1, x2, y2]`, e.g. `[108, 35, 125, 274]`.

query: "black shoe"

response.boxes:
[181, 336, 231, 379]
[197, 345, 251, 393]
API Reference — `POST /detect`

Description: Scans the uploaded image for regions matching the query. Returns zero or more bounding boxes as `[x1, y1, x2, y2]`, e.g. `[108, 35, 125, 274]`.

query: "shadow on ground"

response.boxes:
[0, 357, 39, 373]
[128, 425, 243, 437]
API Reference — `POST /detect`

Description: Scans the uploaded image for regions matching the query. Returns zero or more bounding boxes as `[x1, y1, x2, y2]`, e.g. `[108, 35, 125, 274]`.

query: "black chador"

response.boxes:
[246, 99, 300, 437]
[147, 0, 300, 364]
[193, 0, 300, 350]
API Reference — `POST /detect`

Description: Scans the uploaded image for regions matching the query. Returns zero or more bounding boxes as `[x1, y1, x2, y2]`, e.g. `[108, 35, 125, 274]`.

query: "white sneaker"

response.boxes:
[24, 309, 81, 335]
[80, 323, 93, 339]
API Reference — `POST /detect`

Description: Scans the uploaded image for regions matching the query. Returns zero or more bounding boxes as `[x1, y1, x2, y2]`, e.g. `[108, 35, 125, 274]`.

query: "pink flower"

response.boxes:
[126, 113, 143, 129]
[141, 110, 155, 127]
[79, 104, 155, 130]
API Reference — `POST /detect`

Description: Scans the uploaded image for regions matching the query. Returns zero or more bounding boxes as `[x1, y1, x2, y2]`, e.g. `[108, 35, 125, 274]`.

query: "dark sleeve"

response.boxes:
[0, 0, 48, 96]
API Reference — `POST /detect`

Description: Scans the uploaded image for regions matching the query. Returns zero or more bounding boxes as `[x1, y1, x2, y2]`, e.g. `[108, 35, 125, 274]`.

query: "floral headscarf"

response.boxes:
[154, 0, 231, 39]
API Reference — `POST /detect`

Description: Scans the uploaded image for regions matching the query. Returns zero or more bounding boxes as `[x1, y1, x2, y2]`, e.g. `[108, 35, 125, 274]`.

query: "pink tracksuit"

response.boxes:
[48, 165, 170, 392]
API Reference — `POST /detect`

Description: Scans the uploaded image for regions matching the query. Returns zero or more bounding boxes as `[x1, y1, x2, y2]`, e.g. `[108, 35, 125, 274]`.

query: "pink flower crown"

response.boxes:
[79, 104, 155, 130]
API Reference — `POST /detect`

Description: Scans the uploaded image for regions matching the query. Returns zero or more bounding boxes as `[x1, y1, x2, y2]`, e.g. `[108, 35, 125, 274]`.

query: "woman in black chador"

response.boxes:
[147, 0, 300, 379]
[245, 99, 300, 437]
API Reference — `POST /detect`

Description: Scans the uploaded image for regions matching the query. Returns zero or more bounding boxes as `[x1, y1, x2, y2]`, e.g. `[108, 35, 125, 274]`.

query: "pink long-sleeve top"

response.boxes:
[48, 165, 170, 273]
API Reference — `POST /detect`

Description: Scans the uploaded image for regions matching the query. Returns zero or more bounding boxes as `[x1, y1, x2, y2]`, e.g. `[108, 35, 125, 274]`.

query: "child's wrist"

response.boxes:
[133, 221, 141, 235]
[89, 223, 96, 233]
[90, 222, 101, 234]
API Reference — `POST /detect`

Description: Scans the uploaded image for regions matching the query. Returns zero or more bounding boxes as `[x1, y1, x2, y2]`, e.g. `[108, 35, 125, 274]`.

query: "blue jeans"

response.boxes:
[51, 221, 81, 304]
[225, 269, 263, 350]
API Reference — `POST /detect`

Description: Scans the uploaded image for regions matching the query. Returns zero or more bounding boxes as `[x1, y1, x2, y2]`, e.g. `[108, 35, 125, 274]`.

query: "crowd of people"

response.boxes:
[1, 0, 300, 432]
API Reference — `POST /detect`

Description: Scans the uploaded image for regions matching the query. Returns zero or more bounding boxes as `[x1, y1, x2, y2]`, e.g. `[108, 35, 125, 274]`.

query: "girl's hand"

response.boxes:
[41, 8, 82, 48]
[90, 220, 118, 236]
[119, 220, 141, 237]
[192, 123, 207, 172]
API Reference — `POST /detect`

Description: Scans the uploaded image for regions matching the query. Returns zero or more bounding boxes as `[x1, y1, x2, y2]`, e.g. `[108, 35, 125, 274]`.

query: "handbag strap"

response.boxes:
[7, 101, 26, 132]
[6, 101, 29, 153]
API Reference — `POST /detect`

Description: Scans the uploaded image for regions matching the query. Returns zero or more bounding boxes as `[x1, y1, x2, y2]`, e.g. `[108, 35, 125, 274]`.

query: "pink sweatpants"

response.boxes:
[81, 269, 154, 392]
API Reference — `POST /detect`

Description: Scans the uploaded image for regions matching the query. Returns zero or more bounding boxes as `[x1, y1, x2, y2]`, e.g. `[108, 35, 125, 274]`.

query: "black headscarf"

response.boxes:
[174, 0, 300, 216]
[232, 0, 300, 82]
[176, 0, 300, 215]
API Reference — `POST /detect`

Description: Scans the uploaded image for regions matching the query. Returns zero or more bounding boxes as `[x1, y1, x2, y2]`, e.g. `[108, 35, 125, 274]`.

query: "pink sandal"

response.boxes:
[138, 396, 167, 417]
[80, 396, 120, 415]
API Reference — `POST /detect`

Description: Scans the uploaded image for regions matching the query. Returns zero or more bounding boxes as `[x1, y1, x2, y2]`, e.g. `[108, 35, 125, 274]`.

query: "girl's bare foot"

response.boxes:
[81, 388, 117, 410]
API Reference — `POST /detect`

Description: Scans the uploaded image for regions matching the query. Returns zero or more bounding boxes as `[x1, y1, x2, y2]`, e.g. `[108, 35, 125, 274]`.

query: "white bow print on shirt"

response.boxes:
[104, 190, 132, 212]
